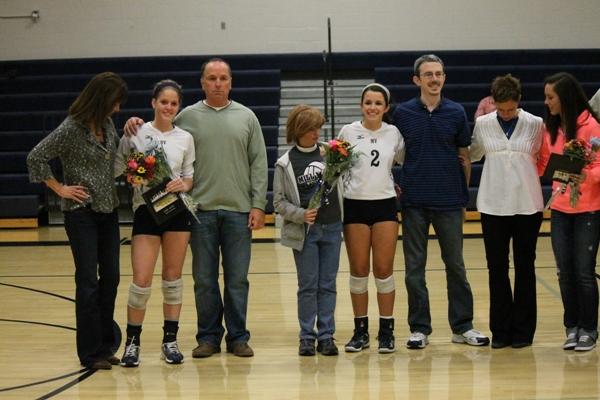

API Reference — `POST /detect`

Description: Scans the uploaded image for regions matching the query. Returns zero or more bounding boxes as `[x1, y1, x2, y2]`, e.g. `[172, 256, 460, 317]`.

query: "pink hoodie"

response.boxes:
[538, 110, 600, 213]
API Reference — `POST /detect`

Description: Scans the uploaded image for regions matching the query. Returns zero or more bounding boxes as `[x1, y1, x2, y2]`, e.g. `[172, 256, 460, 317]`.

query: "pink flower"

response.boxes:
[127, 159, 138, 170]
[328, 139, 339, 151]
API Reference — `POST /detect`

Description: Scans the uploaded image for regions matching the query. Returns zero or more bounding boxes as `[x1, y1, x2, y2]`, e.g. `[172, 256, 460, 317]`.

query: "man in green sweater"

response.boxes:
[125, 58, 268, 358]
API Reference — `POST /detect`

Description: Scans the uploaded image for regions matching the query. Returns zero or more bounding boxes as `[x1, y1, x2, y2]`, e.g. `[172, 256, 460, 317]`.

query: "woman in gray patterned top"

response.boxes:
[27, 72, 128, 370]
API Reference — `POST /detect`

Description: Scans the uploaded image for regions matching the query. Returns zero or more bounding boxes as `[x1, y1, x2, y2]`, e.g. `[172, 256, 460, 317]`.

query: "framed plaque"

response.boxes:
[543, 153, 585, 182]
[142, 178, 187, 225]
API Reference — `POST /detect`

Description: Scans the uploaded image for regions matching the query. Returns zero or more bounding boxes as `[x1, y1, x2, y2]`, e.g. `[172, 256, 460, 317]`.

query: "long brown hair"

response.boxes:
[69, 72, 128, 130]
[544, 72, 598, 144]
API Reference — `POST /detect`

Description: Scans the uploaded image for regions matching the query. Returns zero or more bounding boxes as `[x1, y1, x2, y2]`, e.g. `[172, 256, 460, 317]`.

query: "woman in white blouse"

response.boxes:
[470, 74, 545, 349]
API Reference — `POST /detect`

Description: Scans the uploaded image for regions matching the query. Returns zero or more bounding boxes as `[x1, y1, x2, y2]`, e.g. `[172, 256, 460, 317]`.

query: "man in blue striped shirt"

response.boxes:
[392, 54, 490, 349]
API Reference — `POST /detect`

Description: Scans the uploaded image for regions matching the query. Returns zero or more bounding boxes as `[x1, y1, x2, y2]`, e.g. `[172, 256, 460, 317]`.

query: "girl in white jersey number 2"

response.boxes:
[339, 84, 405, 353]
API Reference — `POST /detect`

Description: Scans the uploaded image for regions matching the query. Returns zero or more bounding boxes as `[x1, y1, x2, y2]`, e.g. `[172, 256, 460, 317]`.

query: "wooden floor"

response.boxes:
[1, 222, 599, 399]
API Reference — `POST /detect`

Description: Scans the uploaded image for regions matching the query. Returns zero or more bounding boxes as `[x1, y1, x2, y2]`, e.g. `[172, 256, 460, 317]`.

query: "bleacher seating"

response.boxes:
[1, 49, 599, 223]
[376, 52, 600, 211]
[0, 59, 281, 222]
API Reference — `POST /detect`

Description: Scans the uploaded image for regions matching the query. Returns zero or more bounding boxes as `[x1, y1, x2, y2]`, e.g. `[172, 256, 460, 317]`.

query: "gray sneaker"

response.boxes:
[574, 335, 596, 352]
[563, 332, 578, 350]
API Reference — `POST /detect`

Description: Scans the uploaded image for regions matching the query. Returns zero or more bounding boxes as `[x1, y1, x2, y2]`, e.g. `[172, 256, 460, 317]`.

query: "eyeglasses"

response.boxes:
[419, 71, 445, 79]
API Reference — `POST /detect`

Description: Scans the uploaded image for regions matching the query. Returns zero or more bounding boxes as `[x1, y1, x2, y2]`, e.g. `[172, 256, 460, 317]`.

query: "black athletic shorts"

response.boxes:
[132, 205, 192, 236]
[343, 197, 399, 226]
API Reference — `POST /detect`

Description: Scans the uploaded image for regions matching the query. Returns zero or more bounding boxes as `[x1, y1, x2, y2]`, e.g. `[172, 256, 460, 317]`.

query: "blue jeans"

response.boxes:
[64, 208, 120, 367]
[551, 210, 600, 338]
[190, 210, 252, 345]
[292, 222, 342, 341]
[401, 207, 474, 335]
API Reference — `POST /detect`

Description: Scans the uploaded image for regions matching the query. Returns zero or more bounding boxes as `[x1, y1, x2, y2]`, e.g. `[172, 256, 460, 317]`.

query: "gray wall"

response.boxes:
[1, 0, 599, 61]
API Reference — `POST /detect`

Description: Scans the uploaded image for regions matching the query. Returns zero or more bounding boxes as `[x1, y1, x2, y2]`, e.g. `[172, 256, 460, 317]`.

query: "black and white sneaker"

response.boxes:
[451, 329, 490, 346]
[161, 341, 184, 364]
[378, 334, 396, 353]
[120, 342, 141, 367]
[345, 331, 370, 352]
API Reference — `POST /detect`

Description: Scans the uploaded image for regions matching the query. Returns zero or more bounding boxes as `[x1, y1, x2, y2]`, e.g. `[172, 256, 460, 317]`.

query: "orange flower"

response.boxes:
[338, 147, 348, 157]
[145, 155, 156, 165]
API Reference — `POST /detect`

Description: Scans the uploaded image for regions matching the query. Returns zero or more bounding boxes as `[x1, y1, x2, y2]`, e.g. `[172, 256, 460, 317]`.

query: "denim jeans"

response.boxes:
[551, 210, 600, 338]
[401, 207, 473, 335]
[292, 222, 342, 341]
[481, 212, 543, 344]
[64, 208, 120, 367]
[190, 210, 252, 345]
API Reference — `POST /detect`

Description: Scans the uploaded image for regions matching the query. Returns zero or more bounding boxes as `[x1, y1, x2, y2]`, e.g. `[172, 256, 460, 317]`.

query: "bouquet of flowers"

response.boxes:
[307, 139, 359, 210]
[123, 138, 199, 224]
[125, 150, 171, 187]
[546, 137, 600, 209]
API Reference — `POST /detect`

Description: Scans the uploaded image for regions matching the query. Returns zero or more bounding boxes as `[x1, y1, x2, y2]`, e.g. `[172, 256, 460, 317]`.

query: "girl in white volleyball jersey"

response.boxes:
[115, 80, 195, 367]
[339, 83, 405, 353]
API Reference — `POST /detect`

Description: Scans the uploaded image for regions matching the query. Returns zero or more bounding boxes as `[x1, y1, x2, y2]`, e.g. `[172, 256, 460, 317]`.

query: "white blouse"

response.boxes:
[470, 110, 544, 216]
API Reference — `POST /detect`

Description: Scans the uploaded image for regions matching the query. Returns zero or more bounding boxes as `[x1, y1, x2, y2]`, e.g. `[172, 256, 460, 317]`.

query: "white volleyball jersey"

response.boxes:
[338, 121, 405, 200]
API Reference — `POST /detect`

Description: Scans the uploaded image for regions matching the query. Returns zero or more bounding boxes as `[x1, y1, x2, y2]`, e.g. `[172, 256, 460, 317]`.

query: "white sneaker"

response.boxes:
[452, 329, 490, 346]
[406, 332, 428, 349]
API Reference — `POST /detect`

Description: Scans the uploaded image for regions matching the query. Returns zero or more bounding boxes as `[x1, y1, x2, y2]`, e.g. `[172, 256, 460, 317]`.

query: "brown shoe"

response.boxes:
[226, 342, 254, 357]
[192, 342, 221, 358]
[88, 359, 112, 370]
[106, 355, 120, 365]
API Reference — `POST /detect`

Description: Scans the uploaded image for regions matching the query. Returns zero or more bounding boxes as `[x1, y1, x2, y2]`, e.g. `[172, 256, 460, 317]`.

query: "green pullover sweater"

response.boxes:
[175, 100, 268, 212]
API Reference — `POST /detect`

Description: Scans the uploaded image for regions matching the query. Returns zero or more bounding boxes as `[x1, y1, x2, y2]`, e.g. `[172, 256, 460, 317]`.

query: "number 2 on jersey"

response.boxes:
[371, 149, 380, 167]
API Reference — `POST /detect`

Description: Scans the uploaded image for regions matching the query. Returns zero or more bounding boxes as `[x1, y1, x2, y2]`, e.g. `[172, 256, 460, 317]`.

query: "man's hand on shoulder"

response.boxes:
[123, 117, 144, 137]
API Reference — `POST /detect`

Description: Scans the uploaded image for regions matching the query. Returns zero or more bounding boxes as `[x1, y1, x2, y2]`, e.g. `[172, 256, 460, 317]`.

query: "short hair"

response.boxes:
[544, 72, 598, 144]
[286, 105, 325, 144]
[491, 74, 521, 103]
[69, 72, 127, 129]
[413, 54, 444, 76]
[152, 79, 183, 103]
[200, 57, 231, 79]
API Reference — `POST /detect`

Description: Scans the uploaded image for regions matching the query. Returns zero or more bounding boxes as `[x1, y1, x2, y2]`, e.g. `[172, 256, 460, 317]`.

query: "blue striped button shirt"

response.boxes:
[392, 97, 471, 210]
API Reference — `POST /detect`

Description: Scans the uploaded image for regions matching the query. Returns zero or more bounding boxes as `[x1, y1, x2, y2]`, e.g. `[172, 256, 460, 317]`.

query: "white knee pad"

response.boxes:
[375, 275, 395, 294]
[162, 278, 183, 305]
[349, 275, 369, 294]
[128, 282, 152, 310]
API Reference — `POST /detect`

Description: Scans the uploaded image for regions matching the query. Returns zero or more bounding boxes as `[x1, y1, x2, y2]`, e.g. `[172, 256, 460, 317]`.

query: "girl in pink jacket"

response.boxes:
[539, 72, 600, 352]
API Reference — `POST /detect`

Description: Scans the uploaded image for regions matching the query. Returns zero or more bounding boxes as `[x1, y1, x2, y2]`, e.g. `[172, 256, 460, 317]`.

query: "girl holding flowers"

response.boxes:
[539, 72, 600, 351]
[115, 80, 195, 366]
[273, 105, 344, 356]
[339, 83, 405, 353]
